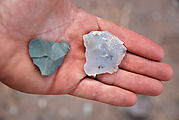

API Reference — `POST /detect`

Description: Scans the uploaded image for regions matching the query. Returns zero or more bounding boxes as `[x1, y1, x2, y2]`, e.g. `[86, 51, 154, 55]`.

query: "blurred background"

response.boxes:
[0, 0, 179, 120]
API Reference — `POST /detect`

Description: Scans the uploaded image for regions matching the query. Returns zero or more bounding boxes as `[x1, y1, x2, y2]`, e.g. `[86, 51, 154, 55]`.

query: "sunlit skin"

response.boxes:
[0, 0, 173, 106]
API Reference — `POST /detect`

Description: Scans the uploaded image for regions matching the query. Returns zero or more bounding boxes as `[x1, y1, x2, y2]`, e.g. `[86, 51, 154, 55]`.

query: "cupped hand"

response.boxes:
[0, 0, 173, 106]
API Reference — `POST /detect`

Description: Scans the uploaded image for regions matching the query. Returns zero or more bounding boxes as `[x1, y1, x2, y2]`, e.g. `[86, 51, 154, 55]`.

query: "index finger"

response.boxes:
[97, 17, 164, 61]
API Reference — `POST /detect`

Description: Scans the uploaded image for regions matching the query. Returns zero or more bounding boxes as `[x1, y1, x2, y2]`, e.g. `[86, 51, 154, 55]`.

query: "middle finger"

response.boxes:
[119, 53, 173, 81]
[96, 69, 163, 96]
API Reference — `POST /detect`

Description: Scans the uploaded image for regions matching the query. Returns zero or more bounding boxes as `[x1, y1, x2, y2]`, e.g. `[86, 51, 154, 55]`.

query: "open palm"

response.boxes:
[0, 0, 173, 106]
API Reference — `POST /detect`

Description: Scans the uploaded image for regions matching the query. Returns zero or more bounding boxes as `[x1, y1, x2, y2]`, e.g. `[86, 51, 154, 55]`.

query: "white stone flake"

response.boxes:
[83, 31, 127, 77]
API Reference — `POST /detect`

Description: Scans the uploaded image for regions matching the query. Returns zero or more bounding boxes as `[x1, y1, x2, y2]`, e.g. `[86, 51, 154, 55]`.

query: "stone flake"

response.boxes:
[83, 31, 127, 76]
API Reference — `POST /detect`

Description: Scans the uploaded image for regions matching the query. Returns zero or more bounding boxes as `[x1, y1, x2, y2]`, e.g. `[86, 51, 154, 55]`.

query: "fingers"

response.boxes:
[97, 69, 164, 96]
[119, 53, 174, 81]
[70, 78, 137, 106]
[97, 17, 164, 61]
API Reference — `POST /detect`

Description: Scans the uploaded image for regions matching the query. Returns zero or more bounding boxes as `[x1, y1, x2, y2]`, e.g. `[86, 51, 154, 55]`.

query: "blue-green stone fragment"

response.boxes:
[29, 39, 71, 76]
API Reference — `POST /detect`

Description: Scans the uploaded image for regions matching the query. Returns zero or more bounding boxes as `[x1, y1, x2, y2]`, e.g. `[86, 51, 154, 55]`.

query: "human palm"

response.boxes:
[0, 0, 173, 106]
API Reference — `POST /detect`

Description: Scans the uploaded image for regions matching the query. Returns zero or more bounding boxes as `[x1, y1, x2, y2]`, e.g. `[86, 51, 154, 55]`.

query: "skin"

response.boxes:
[0, 0, 173, 106]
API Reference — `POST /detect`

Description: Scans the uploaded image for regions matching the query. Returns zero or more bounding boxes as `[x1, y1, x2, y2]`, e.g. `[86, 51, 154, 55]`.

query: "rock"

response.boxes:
[83, 31, 127, 77]
[29, 39, 71, 76]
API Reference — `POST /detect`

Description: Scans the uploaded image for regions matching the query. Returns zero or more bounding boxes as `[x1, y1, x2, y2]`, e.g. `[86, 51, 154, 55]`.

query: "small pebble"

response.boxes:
[9, 106, 18, 115]
[83, 102, 93, 116]
[38, 98, 47, 109]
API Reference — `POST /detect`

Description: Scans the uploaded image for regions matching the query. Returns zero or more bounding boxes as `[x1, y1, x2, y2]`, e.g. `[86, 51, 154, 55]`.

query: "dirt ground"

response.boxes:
[0, 0, 179, 120]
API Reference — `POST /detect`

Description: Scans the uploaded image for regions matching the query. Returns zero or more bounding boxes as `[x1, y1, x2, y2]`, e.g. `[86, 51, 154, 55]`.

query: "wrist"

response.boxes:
[0, 0, 77, 38]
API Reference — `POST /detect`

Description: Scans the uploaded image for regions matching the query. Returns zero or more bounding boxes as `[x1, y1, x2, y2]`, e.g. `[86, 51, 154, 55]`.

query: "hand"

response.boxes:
[0, 0, 173, 106]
